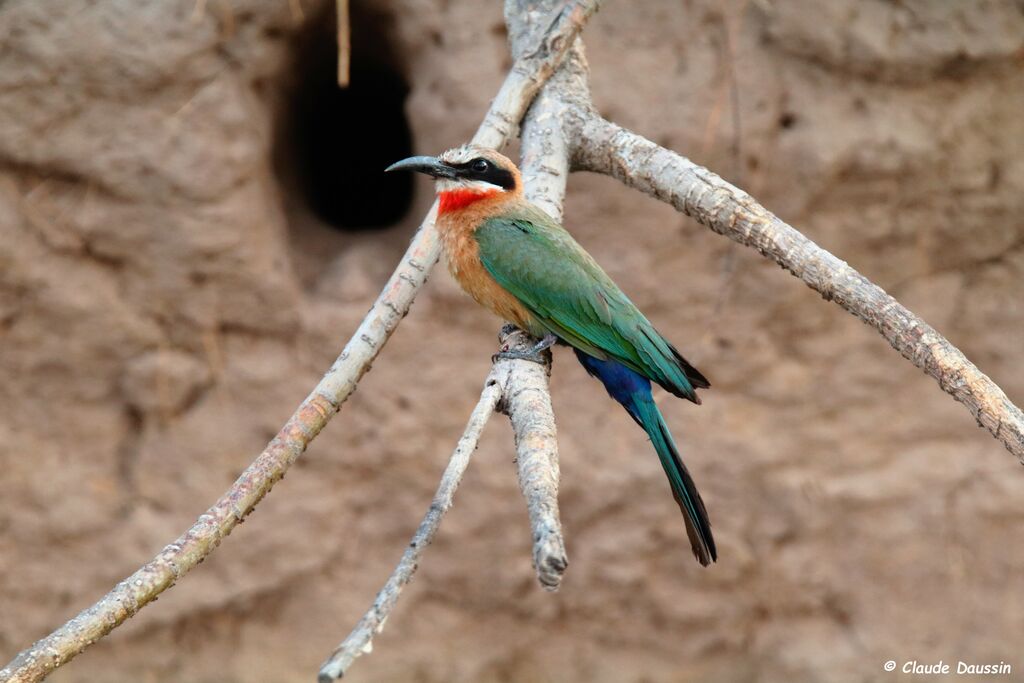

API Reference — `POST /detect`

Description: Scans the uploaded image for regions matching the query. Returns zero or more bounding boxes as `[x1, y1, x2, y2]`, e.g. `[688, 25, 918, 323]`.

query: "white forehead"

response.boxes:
[439, 145, 483, 165]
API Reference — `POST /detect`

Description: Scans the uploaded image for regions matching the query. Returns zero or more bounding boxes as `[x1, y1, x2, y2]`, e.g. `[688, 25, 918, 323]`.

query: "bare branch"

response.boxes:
[494, 327, 567, 590]
[0, 4, 602, 682]
[316, 378, 504, 682]
[570, 112, 1024, 463]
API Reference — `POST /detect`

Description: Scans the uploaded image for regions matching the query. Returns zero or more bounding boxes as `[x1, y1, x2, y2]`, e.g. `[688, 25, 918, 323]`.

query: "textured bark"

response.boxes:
[496, 326, 566, 590]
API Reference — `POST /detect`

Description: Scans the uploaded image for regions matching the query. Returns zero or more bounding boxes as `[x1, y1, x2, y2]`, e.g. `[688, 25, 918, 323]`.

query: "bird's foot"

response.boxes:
[492, 333, 557, 365]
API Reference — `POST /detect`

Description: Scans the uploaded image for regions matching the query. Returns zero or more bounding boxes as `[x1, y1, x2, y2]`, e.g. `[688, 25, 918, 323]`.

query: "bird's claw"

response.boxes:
[493, 333, 557, 365]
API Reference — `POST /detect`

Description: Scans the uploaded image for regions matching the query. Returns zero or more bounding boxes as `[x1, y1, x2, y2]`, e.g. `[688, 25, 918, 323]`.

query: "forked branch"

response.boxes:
[317, 326, 564, 680]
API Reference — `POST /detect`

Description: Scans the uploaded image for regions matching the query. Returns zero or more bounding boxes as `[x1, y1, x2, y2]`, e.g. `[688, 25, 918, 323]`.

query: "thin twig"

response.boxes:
[316, 378, 503, 682]
[336, 0, 349, 87]
[0, 4, 601, 682]
[570, 112, 1024, 463]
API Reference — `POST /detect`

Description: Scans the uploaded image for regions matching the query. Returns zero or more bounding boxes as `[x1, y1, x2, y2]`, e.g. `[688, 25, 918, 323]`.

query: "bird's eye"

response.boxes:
[471, 159, 489, 173]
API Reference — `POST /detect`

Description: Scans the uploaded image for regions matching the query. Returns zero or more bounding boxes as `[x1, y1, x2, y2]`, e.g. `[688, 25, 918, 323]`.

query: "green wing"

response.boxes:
[475, 206, 708, 401]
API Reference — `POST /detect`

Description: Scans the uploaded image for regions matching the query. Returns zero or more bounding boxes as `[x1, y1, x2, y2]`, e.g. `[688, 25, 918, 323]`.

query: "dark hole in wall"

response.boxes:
[281, 2, 414, 231]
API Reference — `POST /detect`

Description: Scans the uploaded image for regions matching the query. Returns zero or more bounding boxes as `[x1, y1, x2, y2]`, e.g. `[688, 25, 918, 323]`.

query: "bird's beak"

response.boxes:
[385, 155, 457, 179]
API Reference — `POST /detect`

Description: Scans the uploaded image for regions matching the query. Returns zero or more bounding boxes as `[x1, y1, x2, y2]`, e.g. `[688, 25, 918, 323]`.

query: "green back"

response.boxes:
[475, 204, 699, 400]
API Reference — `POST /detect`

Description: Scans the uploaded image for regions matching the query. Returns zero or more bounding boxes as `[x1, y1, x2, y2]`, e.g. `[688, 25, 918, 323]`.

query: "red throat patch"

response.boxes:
[438, 189, 499, 215]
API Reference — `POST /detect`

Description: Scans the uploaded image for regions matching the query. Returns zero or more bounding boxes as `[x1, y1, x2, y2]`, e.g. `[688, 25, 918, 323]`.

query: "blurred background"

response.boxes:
[2, 1, 1023, 681]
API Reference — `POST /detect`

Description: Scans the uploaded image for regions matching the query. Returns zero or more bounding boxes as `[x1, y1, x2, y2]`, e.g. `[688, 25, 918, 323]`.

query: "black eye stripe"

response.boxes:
[450, 158, 516, 190]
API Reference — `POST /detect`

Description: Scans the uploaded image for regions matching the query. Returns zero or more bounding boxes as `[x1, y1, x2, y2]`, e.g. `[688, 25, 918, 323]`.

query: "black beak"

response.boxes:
[385, 155, 457, 179]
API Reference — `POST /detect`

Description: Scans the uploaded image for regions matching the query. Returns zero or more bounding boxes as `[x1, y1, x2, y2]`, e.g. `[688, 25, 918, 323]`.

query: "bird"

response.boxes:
[386, 144, 716, 566]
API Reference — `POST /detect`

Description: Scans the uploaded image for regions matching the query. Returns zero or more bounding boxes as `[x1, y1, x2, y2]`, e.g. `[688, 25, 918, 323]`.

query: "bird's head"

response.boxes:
[386, 145, 521, 214]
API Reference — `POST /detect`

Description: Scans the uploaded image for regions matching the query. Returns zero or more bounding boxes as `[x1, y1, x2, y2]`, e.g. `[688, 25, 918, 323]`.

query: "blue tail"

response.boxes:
[575, 350, 716, 566]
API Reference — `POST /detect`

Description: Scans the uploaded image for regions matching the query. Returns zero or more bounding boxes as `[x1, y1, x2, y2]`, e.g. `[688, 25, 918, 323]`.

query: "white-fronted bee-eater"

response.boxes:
[387, 145, 716, 566]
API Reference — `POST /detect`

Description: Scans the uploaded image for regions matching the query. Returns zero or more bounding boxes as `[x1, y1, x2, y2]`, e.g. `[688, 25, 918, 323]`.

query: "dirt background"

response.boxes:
[2, 1, 1024, 682]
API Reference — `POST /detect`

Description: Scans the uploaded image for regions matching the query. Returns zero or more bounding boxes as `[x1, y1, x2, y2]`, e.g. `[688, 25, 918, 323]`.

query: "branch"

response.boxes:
[570, 113, 1024, 463]
[495, 327, 567, 590]
[518, 56, 575, 222]
[316, 377, 504, 682]
[0, 3, 601, 682]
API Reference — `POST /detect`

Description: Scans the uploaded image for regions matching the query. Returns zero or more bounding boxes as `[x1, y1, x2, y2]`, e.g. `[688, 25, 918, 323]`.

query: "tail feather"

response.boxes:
[574, 350, 716, 566]
[633, 398, 716, 566]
